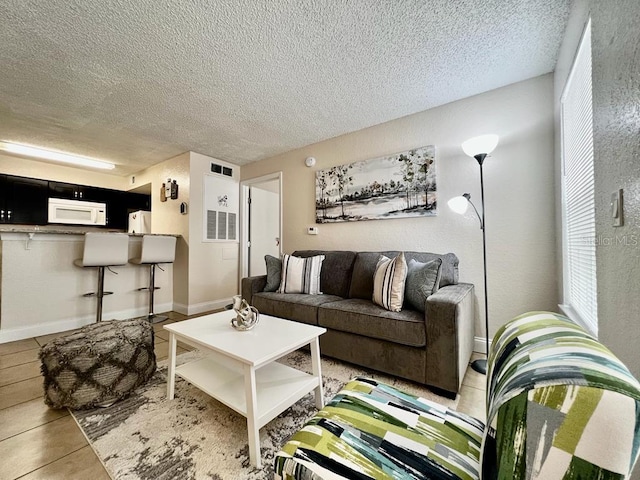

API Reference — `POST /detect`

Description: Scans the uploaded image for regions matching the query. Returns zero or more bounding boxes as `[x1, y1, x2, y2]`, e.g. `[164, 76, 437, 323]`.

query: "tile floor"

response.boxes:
[0, 312, 486, 479]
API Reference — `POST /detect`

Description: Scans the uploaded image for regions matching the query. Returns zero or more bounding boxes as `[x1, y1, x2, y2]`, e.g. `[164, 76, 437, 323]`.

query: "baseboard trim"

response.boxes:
[185, 299, 231, 316]
[0, 302, 173, 344]
[172, 303, 189, 315]
[474, 336, 491, 355]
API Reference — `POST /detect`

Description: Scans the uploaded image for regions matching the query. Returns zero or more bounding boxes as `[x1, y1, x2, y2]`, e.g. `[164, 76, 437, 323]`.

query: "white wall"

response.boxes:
[241, 75, 558, 344]
[130, 151, 239, 314]
[187, 152, 239, 313]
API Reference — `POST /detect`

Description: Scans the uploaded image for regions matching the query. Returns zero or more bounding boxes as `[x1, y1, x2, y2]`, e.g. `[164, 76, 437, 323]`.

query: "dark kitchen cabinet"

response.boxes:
[1, 175, 49, 224]
[0, 173, 150, 228]
[103, 190, 150, 229]
[105, 189, 127, 229]
[49, 181, 102, 202]
[127, 192, 150, 212]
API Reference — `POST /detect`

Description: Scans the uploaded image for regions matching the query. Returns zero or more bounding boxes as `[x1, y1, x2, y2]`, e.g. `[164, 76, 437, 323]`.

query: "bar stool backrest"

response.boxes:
[82, 233, 129, 267]
[138, 235, 176, 264]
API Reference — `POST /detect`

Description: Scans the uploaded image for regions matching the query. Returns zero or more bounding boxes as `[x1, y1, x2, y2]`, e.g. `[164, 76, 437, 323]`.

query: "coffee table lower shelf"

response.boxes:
[175, 356, 320, 429]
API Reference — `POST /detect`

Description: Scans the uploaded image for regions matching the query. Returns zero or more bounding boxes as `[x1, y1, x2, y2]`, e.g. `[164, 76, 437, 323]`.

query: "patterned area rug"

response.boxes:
[72, 350, 458, 480]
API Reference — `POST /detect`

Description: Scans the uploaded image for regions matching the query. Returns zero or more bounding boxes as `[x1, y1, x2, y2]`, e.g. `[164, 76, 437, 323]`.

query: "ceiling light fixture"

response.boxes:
[0, 141, 115, 170]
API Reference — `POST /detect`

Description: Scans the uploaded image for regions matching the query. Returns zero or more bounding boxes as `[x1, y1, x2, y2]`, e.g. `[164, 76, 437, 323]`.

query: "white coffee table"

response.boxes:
[164, 310, 326, 468]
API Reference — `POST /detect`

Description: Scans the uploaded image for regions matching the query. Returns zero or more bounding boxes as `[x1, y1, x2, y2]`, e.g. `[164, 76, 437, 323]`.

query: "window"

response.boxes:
[560, 19, 597, 334]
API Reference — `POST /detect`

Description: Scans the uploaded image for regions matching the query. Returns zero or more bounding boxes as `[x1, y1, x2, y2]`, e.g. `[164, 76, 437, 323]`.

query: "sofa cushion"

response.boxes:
[406, 251, 458, 286]
[348, 252, 384, 300]
[251, 292, 342, 326]
[349, 251, 459, 299]
[318, 298, 425, 347]
[278, 254, 325, 294]
[372, 253, 407, 312]
[263, 255, 281, 292]
[404, 258, 442, 312]
[292, 250, 357, 298]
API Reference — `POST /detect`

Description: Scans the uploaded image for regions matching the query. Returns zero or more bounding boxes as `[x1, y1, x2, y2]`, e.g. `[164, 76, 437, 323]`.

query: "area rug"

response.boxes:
[72, 350, 458, 480]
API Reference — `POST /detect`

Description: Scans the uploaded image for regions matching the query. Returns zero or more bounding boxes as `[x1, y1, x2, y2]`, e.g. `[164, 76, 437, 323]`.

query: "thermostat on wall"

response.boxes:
[307, 226, 318, 235]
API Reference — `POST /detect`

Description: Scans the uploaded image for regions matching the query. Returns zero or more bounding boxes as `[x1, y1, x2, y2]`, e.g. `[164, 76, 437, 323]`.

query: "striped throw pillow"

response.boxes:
[278, 254, 325, 294]
[372, 253, 408, 312]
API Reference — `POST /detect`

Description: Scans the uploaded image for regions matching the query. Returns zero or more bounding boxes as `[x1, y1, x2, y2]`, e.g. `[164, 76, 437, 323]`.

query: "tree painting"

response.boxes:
[316, 170, 330, 220]
[328, 164, 353, 219]
[315, 145, 436, 223]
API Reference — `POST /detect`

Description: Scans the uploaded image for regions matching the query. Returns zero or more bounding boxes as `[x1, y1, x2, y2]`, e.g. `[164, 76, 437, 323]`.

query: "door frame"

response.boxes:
[239, 172, 283, 290]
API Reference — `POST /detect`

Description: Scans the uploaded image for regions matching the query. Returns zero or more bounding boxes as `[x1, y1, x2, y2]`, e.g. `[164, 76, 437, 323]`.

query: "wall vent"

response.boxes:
[206, 210, 237, 240]
[211, 162, 233, 177]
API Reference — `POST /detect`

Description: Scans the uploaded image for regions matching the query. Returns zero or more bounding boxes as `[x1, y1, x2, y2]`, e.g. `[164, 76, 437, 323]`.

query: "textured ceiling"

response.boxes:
[0, 0, 570, 176]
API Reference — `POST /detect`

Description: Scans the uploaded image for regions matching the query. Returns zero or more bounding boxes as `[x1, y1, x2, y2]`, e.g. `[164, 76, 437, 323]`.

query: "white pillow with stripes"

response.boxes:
[278, 254, 325, 294]
[372, 253, 408, 312]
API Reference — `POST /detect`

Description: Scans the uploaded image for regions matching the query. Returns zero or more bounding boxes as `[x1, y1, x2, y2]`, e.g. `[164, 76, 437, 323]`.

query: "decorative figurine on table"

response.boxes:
[230, 295, 260, 331]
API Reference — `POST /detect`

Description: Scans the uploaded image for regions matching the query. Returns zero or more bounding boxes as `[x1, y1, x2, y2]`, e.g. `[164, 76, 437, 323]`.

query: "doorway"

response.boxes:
[240, 172, 282, 284]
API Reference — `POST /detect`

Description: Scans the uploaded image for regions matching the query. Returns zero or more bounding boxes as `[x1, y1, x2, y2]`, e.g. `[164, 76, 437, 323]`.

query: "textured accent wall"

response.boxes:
[590, 2, 640, 379]
[555, 0, 640, 385]
[241, 75, 558, 342]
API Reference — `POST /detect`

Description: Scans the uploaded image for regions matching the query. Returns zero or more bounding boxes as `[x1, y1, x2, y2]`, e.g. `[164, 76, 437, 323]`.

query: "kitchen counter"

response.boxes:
[0, 230, 178, 343]
[0, 225, 180, 236]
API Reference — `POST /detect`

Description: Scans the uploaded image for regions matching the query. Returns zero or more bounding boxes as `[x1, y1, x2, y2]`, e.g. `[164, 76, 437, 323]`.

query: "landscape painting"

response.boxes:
[315, 145, 436, 223]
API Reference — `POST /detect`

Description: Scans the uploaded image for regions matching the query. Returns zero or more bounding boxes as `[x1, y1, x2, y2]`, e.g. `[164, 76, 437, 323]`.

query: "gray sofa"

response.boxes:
[241, 250, 475, 395]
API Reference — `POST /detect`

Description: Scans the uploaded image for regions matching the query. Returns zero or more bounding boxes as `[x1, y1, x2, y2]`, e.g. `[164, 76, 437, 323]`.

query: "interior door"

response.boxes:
[248, 179, 281, 276]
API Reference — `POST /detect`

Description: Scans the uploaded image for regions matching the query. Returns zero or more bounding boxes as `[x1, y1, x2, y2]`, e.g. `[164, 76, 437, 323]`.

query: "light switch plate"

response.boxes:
[611, 189, 623, 227]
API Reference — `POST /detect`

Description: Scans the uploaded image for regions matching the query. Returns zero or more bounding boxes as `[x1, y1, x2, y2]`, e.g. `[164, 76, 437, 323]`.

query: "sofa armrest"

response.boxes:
[241, 275, 267, 305]
[425, 283, 475, 394]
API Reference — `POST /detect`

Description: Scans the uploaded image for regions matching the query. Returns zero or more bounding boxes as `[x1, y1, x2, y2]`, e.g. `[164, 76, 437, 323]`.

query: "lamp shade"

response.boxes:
[461, 134, 499, 157]
[448, 196, 469, 214]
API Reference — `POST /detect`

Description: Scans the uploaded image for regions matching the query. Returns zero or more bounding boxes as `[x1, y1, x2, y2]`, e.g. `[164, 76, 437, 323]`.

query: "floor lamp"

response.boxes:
[447, 134, 499, 375]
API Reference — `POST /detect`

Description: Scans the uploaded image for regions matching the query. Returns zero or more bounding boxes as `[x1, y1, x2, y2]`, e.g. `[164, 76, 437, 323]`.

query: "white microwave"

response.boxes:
[48, 198, 107, 226]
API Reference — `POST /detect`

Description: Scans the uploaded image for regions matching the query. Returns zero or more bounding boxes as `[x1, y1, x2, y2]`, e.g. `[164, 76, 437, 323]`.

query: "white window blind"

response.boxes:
[560, 19, 597, 334]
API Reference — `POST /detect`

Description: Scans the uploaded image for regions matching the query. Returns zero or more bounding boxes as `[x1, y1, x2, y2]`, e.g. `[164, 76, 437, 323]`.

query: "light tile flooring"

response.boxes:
[0, 312, 487, 480]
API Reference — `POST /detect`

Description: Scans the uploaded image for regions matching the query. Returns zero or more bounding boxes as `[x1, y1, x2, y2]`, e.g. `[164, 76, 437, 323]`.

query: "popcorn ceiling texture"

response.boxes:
[0, 0, 569, 174]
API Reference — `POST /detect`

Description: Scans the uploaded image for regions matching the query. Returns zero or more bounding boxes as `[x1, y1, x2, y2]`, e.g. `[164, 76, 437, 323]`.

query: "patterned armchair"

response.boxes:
[275, 312, 640, 479]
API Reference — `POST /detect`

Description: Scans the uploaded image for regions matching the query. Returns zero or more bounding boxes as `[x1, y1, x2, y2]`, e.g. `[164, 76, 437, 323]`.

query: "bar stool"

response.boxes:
[130, 235, 176, 323]
[74, 233, 130, 323]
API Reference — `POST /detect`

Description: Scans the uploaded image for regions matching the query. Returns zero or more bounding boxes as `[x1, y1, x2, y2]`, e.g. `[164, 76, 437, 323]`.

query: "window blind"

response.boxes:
[560, 19, 597, 334]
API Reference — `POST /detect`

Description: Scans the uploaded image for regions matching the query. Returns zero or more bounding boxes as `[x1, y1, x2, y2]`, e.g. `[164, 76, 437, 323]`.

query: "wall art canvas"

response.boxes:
[315, 145, 436, 223]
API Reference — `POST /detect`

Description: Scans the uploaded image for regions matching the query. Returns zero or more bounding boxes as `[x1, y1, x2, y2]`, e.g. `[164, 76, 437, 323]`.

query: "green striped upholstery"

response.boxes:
[483, 311, 640, 479]
[275, 312, 640, 479]
[275, 377, 484, 479]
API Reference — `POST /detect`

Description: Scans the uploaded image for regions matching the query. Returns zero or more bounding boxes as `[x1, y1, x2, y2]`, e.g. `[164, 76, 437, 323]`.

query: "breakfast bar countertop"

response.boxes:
[0, 229, 178, 344]
[0, 226, 180, 237]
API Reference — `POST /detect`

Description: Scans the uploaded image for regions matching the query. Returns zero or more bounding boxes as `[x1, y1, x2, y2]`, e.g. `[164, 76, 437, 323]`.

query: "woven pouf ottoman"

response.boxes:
[39, 318, 156, 409]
